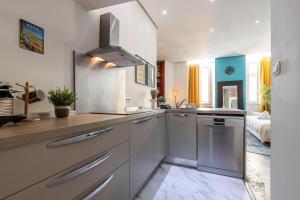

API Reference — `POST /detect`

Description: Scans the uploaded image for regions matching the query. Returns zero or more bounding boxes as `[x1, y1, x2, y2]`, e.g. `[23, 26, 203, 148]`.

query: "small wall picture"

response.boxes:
[19, 19, 44, 54]
[136, 65, 146, 85]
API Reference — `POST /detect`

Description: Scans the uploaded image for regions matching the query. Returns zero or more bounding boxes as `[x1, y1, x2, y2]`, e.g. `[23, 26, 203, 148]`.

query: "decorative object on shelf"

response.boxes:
[16, 82, 45, 120]
[19, 19, 44, 54]
[225, 66, 235, 75]
[135, 55, 156, 87]
[48, 87, 76, 118]
[150, 90, 158, 108]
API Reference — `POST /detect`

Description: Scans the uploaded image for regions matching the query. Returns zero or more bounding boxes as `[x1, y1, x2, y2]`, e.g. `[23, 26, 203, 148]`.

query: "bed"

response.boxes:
[246, 112, 271, 143]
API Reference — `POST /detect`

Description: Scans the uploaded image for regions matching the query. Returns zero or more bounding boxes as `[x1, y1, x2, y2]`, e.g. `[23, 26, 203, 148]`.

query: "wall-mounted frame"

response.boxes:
[135, 65, 146, 85]
[135, 55, 156, 88]
[19, 19, 44, 54]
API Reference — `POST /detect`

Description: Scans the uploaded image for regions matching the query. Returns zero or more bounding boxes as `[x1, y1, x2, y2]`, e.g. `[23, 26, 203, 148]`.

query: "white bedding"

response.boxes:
[247, 115, 271, 143]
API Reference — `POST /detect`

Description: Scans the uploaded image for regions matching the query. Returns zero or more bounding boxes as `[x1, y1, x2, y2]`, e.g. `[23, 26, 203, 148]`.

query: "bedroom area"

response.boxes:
[245, 55, 271, 200]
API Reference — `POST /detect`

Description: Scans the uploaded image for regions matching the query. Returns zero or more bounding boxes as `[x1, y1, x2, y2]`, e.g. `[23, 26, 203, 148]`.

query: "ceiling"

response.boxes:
[139, 0, 271, 62]
[76, 0, 133, 10]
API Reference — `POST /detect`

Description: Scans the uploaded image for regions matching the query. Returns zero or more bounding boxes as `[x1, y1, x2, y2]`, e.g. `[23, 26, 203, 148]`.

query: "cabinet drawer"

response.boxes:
[75, 162, 129, 200]
[5, 142, 129, 200]
[0, 122, 129, 199]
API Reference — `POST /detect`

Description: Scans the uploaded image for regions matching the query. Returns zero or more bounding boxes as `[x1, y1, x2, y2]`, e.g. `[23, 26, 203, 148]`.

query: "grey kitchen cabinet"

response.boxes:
[167, 113, 197, 162]
[154, 113, 166, 168]
[0, 122, 129, 200]
[5, 142, 129, 200]
[130, 116, 154, 199]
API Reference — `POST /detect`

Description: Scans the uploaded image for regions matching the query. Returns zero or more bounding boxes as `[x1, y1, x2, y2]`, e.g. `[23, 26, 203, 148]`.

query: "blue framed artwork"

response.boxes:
[19, 19, 44, 54]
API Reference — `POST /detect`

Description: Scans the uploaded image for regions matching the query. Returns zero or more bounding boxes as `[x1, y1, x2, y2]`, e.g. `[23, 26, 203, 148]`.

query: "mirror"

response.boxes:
[217, 80, 244, 110]
[223, 85, 238, 108]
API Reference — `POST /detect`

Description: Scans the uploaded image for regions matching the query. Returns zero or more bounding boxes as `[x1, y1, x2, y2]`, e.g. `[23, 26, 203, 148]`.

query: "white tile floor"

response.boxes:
[136, 164, 251, 200]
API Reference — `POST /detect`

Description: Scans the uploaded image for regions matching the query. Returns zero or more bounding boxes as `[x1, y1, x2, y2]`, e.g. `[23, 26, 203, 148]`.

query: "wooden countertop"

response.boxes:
[0, 110, 165, 150]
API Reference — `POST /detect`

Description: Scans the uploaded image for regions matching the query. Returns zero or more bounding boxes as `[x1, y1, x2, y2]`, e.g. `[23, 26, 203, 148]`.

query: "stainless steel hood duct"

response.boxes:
[87, 12, 144, 67]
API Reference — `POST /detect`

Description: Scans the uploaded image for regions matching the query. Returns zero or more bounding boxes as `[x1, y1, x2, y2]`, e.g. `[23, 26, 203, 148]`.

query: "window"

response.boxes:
[188, 59, 214, 107]
[247, 62, 260, 104]
[200, 66, 211, 104]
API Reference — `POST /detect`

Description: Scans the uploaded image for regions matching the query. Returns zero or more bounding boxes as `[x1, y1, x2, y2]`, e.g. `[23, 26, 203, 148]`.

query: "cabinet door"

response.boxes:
[130, 117, 154, 199]
[154, 114, 166, 168]
[167, 113, 197, 161]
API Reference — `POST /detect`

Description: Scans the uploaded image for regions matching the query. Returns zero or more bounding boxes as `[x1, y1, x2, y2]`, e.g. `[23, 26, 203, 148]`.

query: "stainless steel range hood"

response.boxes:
[87, 12, 144, 67]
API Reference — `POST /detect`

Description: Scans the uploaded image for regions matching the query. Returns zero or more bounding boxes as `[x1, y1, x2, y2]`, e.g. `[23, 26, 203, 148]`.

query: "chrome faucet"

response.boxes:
[176, 99, 186, 108]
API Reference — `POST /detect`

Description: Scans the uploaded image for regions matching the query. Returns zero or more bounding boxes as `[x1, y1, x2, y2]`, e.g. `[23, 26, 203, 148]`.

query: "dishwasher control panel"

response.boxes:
[197, 116, 244, 128]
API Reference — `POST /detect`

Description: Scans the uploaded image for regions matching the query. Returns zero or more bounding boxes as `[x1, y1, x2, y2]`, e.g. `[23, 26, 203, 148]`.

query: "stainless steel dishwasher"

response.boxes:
[197, 115, 245, 179]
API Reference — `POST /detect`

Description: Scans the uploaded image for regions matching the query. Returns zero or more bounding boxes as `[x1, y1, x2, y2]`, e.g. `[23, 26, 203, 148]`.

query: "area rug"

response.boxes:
[246, 152, 271, 200]
[246, 131, 271, 156]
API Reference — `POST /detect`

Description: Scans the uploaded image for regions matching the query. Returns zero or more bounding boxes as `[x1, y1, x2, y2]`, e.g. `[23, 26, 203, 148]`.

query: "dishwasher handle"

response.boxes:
[213, 121, 225, 126]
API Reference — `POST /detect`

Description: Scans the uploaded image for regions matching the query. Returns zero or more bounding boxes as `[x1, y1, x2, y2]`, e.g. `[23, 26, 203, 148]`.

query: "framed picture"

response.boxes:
[135, 65, 146, 85]
[147, 64, 155, 88]
[135, 64, 156, 88]
[19, 19, 44, 54]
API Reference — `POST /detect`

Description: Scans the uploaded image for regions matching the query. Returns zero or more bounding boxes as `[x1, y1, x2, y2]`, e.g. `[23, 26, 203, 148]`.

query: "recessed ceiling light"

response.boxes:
[210, 28, 214, 32]
[255, 20, 260, 24]
[210, 0, 215, 2]
[162, 10, 167, 15]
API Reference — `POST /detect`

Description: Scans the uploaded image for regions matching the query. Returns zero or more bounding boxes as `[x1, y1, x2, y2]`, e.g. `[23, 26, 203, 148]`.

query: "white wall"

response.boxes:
[173, 62, 188, 102]
[0, 0, 86, 113]
[0, 0, 157, 113]
[271, 0, 300, 199]
[164, 61, 174, 105]
[77, 1, 157, 109]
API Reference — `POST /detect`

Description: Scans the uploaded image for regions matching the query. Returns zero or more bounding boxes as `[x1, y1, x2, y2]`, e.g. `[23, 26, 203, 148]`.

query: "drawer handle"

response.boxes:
[47, 127, 113, 148]
[81, 175, 114, 200]
[47, 151, 112, 188]
[133, 117, 152, 124]
[173, 113, 189, 117]
[156, 114, 163, 118]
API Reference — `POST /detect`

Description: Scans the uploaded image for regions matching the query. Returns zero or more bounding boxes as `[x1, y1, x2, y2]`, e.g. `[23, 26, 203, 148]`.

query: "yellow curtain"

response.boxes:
[260, 57, 272, 111]
[188, 64, 201, 107]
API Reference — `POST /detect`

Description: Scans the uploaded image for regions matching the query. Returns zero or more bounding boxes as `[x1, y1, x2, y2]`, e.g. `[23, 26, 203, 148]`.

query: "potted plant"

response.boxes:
[48, 87, 76, 118]
[261, 84, 271, 113]
[157, 96, 166, 106]
[150, 90, 158, 108]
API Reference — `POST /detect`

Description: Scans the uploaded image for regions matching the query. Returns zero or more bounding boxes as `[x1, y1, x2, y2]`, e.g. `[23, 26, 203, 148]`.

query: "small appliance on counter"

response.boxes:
[0, 82, 25, 127]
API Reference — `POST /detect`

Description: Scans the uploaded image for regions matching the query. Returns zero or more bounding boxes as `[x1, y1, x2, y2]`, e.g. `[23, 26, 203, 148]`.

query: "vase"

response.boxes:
[54, 106, 70, 118]
[150, 99, 156, 109]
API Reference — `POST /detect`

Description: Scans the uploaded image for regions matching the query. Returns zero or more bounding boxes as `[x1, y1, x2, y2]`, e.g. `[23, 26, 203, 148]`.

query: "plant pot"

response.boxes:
[54, 106, 70, 118]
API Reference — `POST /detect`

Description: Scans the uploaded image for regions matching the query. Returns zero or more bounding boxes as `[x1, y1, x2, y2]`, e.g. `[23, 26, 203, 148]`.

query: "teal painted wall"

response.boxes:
[215, 55, 246, 108]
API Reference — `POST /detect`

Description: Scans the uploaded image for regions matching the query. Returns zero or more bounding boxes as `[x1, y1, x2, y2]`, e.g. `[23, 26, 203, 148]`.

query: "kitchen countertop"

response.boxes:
[166, 108, 246, 115]
[0, 110, 165, 150]
[0, 108, 245, 150]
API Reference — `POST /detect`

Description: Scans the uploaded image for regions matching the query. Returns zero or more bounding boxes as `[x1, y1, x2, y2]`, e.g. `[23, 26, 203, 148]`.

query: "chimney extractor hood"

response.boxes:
[87, 13, 144, 67]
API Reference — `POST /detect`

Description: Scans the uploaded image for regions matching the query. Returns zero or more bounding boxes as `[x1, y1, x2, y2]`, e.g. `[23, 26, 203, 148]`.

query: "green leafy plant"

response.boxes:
[157, 96, 166, 103]
[261, 84, 271, 112]
[48, 87, 76, 106]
